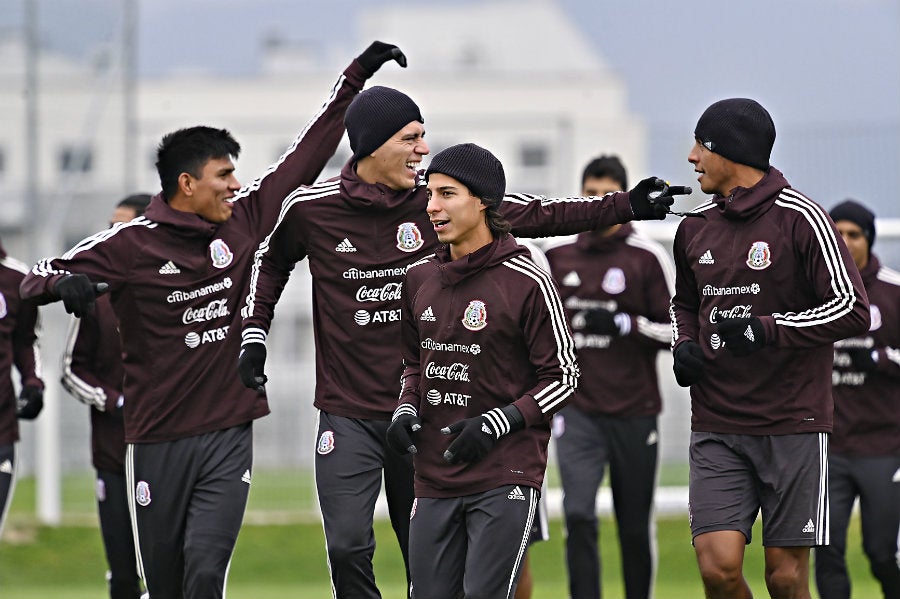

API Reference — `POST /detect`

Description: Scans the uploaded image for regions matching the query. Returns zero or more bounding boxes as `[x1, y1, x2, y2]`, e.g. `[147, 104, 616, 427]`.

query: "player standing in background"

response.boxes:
[60, 193, 151, 599]
[0, 238, 44, 540]
[20, 43, 402, 599]
[237, 83, 688, 598]
[670, 98, 870, 599]
[387, 143, 578, 598]
[815, 199, 900, 599]
[544, 155, 672, 599]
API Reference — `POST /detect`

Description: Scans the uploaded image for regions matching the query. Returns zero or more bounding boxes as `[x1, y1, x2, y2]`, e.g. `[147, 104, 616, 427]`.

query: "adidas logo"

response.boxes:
[892, 468, 900, 483]
[744, 325, 755, 342]
[646, 431, 658, 446]
[507, 486, 526, 501]
[802, 519, 815, 534]
[420, 306, 436, 321]
[698, 250, 715, 265]
[0, 459, 11, 474]
[241, 469, 251, 485]
[159, 260, 181, 274]
[335, 238, 357, 253]
[562, 271, 581, 287]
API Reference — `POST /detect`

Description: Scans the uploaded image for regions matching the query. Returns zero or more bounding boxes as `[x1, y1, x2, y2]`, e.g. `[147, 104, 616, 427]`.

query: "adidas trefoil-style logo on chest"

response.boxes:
[698, 250, 715, 265]
[335, 238, 357, 253]
[420, 306, 436, 321]
[159, 260, 182, 274]
[562, 271, 581, 287]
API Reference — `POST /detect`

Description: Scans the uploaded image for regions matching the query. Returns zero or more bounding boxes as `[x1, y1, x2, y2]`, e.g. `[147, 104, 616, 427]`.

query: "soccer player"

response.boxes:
[670, 98, 870, 599]
[387, 143, 578, 598]
[238, 85, 688, 597]
[19, 43, 404, 598]
[0, 238, 44, 540]
[545, 155, 672, 599]
[815, 199, 900, 599]
[60, 193, 151, 599]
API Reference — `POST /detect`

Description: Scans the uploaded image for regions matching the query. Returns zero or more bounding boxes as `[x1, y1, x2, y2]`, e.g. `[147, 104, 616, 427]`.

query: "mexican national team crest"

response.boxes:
[317, 430, 335, 455]
[461, 299, 488, 331]
[746, 241, 771, 270]
[602, 267, 626, 294]
[135, 481, 151, 507]
[209, 239, 234, 269]
[869, 304, 882, 331]
[396, 222, 424, 253]
[0, 291, 6, 319]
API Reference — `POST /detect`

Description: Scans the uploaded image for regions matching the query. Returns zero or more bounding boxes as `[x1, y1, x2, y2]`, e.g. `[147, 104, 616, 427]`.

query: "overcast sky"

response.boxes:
[2, 0, 899, 215]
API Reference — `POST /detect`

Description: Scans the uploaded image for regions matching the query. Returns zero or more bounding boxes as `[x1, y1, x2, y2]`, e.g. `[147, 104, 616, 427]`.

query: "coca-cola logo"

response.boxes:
[709, 304, 752, 323]
[355, 282, 403, 303]
[183, 298, 229, 324]
[424, 362, 470, 382]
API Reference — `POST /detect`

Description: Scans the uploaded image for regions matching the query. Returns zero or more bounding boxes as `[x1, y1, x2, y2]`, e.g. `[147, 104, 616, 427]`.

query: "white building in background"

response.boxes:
[2, 2, 694, 503]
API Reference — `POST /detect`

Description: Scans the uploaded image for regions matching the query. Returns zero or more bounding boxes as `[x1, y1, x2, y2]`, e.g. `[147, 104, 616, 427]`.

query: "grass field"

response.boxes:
[0, 473, 882, 598]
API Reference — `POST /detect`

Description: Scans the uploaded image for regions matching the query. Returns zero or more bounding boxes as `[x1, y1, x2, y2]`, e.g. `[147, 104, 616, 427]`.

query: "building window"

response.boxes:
[59, 145, 93, 173]
[520, 143, 548, 168]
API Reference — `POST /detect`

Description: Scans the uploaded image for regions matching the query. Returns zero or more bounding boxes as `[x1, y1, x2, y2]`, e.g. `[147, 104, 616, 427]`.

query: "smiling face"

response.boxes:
[169, 156, 241, 223]
[426, 172, 492, 260]
[357, 121, 429, 191]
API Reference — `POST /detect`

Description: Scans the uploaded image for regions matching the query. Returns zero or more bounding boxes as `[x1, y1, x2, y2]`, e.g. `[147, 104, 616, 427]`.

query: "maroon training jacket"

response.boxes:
[831, 254, 900, 455]
[20, 61, 367, 443]
[0, 241, 44, 445]
[399, 234, 578, 497]
[544, 223, 673, 417]
[671, 167, 869, 435]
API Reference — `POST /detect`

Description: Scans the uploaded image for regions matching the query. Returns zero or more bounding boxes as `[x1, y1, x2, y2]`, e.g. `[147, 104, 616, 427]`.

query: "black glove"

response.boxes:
[673, 341, 706, 387]
[581, 309, 628, 336]
[16, 385, 44, 420]
[845, 347, 878, 372]
[357, 41, 407, 74]
[441, 405, 524, 464]
[54, 274, 109, 318]
[386, 404, 422, 455]
[717, 316, 766, 356]
[628, 177, 691, 220]
[238, 343, 268, 392]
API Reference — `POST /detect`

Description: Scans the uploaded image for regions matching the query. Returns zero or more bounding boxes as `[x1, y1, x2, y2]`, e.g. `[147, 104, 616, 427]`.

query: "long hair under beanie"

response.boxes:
[344, 86, 423, 162]
[830, 199, 876, 250]
[694, 98, 776, 171]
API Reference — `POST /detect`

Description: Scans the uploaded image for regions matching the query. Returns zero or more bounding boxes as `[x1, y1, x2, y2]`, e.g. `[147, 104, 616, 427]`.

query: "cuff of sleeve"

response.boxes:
[513, 396, 544, 428]
[345, 60, 370, 87]
[758, 315, 777, 346]
[614, 192, 636, 224]
[241, 327, 267, 347]
[392, 403, 418, 421]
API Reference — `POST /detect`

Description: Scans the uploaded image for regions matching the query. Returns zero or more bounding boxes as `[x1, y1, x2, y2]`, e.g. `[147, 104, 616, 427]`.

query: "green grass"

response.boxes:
[0, 514, 882, 598]
[0, 468, 882, 597]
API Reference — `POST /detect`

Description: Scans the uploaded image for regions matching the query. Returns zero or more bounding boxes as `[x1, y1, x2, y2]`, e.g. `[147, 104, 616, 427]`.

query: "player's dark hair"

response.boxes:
[581, 155, 628, 190]
[116, 193, 152, 217]
[485, 205, 511, 236]
[155, 126, 241, 200]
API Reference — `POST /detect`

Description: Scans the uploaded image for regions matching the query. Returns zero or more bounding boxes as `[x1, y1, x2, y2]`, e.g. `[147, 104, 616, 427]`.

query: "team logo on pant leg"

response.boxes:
[746, 241, 771, 270]
[135, 481, 151, 507]
[96, 478, 106, 502]
[317, 430, 335, 455]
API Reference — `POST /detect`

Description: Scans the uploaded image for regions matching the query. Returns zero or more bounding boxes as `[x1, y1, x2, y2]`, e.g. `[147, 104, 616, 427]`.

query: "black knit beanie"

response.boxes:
[344, 86, 423, 161]
[425, 143, 506, 206]
[694, 98, 776, 171]
[830, 199, 876, 250]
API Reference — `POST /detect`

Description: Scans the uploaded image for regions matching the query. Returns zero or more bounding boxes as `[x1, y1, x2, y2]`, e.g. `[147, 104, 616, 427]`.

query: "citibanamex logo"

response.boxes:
[182, 298, 229, 324]
[424, 362, 470, 382]
[355, 282, 402, 303]
[426, 389, 442, 405]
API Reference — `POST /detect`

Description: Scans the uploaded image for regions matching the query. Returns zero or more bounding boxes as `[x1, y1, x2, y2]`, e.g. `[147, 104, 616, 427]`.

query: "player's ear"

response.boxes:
[177, 172, 194, 196]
